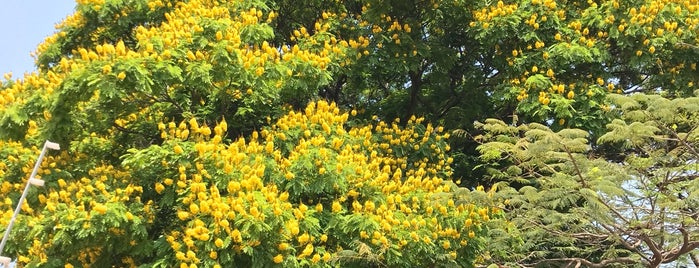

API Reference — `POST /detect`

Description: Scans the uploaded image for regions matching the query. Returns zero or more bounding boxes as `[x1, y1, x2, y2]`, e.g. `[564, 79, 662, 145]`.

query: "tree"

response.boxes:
[1, 0, 698, 266]
[1, 99, 491, 267]
[0, 0, 493, 267]
[476, 92, 699, 267]
[263, 0, 699, 186]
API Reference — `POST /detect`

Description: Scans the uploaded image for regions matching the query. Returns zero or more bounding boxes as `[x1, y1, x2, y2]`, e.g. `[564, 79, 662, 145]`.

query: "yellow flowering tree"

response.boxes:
[1, 0, 344, 148]
[121, 101, 490, 267]
[0, 0, 494, 267]
[317, 0, 699, 129]
[261, 0, 699, 187]
[0, 99, 493, 266]
[468, 0, 699, 129]
[3, 0, 698, 266]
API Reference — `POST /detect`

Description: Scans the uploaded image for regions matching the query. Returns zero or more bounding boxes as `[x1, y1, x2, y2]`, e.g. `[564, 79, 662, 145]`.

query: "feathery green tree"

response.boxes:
[476, 92, 699, 267]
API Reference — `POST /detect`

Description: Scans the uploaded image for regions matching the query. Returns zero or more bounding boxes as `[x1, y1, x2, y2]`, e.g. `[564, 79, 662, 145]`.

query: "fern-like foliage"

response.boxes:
[477, 93, 699, 267]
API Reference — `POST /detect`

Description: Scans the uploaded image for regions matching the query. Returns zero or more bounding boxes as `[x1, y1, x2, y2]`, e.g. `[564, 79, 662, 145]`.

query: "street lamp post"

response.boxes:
[0, 141, 60, 267]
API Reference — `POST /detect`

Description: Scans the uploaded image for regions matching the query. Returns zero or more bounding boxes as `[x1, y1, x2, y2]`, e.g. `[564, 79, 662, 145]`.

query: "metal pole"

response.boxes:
[0, 141, 59, 258]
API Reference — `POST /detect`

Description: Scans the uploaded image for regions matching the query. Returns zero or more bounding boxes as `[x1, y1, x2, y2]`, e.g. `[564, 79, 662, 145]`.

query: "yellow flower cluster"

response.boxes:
[151, 101, 488, 267]
[0, 143, 152, 267]
[471, 0, 699, 114]
[0, 142, 37, 205]
[338, 3, 424, 61]
[0, 0, 359, 185]
[472, 1, 519, 29]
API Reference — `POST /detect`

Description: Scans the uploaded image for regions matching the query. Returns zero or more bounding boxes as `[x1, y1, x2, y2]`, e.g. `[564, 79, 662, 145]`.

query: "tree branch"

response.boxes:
[561, 143, 587, 188]
[660, 124, 699, 159]
[661, 227, 699, 263]
[639, 232, 663, 267]
[524, 257, 639, 268]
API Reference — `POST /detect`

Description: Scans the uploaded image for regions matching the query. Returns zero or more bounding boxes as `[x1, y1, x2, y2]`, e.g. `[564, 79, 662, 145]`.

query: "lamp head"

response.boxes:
[28, 178, 45, 187]
[45, 141, 60, 150]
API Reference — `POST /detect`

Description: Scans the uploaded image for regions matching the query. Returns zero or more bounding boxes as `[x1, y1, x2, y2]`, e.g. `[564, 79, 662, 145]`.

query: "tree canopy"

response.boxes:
[477, 93, 699, 267]
[0, 0, 698, 267]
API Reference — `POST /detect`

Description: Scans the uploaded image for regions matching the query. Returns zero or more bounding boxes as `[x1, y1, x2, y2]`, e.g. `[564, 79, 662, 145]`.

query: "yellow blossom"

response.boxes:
[273, 254, 284, 263]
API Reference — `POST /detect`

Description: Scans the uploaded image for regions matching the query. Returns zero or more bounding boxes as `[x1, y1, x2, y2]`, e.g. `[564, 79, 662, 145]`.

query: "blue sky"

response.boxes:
[0, 1, 76, 77]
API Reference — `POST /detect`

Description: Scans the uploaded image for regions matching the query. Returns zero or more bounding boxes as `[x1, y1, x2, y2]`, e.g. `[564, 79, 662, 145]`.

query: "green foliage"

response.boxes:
[476, 93, 699, 267]
[1, 0, 699, 266]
